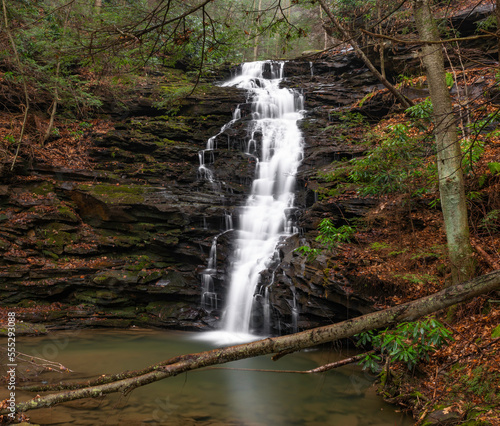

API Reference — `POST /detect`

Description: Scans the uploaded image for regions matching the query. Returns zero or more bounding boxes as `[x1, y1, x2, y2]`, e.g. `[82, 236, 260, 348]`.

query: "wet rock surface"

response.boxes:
[0, 84, 250, 331]
[0, 51, 445, 333]
[1, 19, 495, 334]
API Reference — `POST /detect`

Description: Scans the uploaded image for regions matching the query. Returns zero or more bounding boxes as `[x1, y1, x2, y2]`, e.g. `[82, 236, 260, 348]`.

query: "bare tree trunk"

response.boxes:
[319, 5, 328, 50]
[316, 0, 412, 109]
[4, 269, 500, 415]
[42, 62, 60, 146]
[497, 0, 500, 62]
[94, 0, 102, 14]
[253, 0, 262, 61]
[413, 0, 475, 284]
[377, 0, 386, 79]
[42, 8, 71, 146]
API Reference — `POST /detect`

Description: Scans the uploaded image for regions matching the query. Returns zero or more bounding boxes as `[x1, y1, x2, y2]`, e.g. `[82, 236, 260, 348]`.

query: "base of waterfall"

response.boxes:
[3, 328, 411, 424]
[194, 330, 266, 346]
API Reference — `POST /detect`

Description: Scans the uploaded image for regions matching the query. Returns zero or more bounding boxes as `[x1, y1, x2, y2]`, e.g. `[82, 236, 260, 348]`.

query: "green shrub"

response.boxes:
[349, 123, 434, 195]
[356, 318, 453, 372]
[294, 218, 355, 261]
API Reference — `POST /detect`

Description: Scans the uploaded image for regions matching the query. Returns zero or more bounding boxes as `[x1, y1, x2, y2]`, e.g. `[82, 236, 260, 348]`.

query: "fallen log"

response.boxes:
[3, 269, 500, 415]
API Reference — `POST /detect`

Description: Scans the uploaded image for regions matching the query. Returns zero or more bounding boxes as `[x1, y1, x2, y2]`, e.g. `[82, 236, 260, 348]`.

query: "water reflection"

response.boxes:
[0, 329, 413, 425]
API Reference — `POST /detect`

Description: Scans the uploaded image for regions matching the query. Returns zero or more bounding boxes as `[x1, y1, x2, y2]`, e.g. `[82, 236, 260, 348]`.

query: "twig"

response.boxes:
[361, 27, 494, 44]
[471, 240, 500, 270]
[208, 351, 373, 374]
[0, 348, 73, 373]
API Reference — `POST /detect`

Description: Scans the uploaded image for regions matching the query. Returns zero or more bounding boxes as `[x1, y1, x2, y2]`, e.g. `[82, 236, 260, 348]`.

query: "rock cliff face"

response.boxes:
[0, 84, 251, 330]
[1, 8, 495, 334]
[0, 54, 384, 333]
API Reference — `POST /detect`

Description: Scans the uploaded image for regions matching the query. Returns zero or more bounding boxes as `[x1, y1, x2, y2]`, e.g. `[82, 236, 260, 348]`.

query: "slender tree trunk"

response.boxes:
[413, 0, 475, 284]
[497, 0, 500, 62]
[4, 269, 500, 415]
[253, 0, 262, 61]
[316, 0, 412, 109]
[42, 62, 60, 146]
[42, 8, 71, 146]
[94, 0, 102, 14]
[319, 6, 327, 50]
[377, 0, 386, 79]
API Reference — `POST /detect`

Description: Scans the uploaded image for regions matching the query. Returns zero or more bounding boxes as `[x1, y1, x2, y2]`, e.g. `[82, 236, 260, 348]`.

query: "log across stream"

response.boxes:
[1, 328, 412, 425]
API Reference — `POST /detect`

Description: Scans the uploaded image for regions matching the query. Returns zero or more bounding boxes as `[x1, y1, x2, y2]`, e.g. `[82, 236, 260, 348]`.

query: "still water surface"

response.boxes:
[4, 329, 413, 425]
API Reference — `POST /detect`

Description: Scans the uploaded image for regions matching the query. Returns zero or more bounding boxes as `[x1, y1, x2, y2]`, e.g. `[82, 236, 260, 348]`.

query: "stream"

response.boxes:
[1, 329, 413, 425]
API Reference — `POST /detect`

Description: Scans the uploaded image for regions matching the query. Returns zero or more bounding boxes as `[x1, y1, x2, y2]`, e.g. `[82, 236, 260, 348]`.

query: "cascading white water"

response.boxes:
[219, 61, 304, 339]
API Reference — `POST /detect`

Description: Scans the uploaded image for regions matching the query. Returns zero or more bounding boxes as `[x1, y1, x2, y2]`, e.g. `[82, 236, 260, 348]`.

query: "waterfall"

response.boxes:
[224, 61, 304, 340]
[200, 61, 304, 343]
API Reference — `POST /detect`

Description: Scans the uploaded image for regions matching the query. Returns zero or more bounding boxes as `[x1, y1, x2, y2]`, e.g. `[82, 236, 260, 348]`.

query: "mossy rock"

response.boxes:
[425, 407, 461, 425]
[55, 203, 79, 222]
[126, 255, 153, 271]
[88, 318, 133, 328]
[32, 181, 55, 196]
[145, 301, 199, 321]
[40, 222, 78, 232]
[77, 183, 161, 205]
[0, 322, 47, 336]
[101, 306, 144, 318]
[36, 229, 76, 254]
[154, 232, 180, 246]
[92, 270, 139, 287]
[137, 270, 192, 294]
[138, 270, 162, 283]
[17, 299, 49, 308]
[74, 290, 129, 306]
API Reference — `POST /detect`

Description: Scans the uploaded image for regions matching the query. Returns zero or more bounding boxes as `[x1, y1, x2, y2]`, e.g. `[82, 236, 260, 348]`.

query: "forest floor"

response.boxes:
[310, 61, 500, 423]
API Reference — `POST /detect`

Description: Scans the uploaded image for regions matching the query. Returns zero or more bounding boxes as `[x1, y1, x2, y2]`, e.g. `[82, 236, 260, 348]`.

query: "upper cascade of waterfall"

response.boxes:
[198, 60, 305, 345]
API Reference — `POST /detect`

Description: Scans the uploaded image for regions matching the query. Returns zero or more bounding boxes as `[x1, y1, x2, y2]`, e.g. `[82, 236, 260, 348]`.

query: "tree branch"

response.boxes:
[361, 28, 494, 45]
[316, 0, 413, 109]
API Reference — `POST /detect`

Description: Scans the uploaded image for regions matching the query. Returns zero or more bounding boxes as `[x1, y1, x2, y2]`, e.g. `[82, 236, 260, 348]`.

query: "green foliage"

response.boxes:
[492, 324, 500, 339]
[393, 273, 438, 285]
[479, 209, 500, 234]
[461, 139, 484, 174]
[388, 248, 408, 257]
[370, 242, 391, 251]
[488, 162, 500, 175]
[406, 98, 433, 121]
[476, 14, 498, 31]
[294, 218, 355, 261]
[429, 198, 441, 209]
[410, 246, 445, 261]
[349, 123, 435, 195]
[4, 135, 16, 144]
[317, 164, 350, 183]
[294, 245, 321, 261]
[445, 72, 454, 88]
[467, 111, 500, 137]
[153, 86, 193, 116]
[316, 218, 355, 248]
[356, 318, 453, 372]
[328, 110, 366, 127]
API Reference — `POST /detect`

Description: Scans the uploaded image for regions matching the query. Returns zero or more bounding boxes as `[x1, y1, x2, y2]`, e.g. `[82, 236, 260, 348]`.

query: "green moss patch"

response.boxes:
[78, 183, 161, 204]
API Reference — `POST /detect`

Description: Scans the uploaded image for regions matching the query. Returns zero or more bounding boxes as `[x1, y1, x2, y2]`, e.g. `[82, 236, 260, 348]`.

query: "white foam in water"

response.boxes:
[200, 61, 304, 345]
